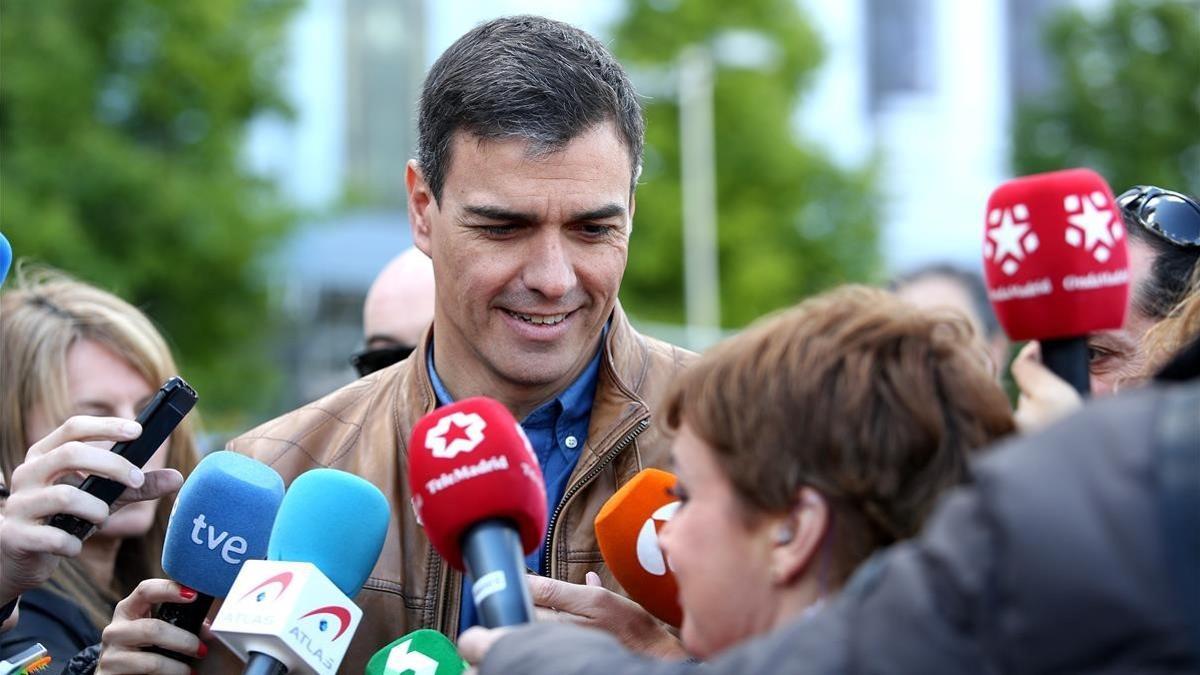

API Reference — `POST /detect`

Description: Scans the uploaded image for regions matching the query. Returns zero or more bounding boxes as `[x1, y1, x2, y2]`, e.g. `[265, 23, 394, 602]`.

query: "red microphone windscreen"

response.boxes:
[982, 168, 1130, 341]
[408, 397, 548, 571]
[594, 468, 683, 627]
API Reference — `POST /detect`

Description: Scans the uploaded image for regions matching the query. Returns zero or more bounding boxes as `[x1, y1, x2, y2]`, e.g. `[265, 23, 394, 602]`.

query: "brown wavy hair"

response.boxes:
[0, 266, 200, 629]
[662, 285, 1015, 586]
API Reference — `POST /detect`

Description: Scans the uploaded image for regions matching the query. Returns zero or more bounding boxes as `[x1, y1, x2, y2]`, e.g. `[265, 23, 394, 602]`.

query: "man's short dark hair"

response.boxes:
[416, 15, 644, 203]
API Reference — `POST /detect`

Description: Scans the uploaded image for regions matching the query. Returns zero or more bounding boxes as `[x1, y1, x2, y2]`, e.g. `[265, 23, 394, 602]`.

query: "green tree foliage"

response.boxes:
[1014, 0, 1200, 196]
[611, 0, 880, 328]
[1, 0, 298, 422]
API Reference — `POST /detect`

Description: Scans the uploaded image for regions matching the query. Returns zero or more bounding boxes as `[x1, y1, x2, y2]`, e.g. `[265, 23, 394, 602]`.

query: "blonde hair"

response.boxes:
[1141, 263, 1200, 375]
[0, 265, 200, 629]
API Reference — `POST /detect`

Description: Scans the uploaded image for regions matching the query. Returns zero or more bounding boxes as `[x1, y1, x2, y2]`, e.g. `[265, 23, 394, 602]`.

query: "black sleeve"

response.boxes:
[0, 590, 100, 675]
[0, 597, 17, 626]
[62, 644, 102, 675]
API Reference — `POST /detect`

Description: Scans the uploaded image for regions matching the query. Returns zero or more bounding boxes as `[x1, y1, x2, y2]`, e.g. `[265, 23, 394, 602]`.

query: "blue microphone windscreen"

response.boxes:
[162, 451, 285, 597]
[0, 232, 12, 287]
[268, 468, 390, 597]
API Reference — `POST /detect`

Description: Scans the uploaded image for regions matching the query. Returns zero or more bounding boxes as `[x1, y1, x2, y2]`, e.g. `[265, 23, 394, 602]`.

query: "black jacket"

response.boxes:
[0, 588, 102, 675]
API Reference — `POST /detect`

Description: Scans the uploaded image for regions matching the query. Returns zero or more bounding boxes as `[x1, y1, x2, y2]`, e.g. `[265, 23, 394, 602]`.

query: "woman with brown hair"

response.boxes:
[462, 284, 1016, 665]
[655, 285, 1014, 658]
[0, 268, 200, 671]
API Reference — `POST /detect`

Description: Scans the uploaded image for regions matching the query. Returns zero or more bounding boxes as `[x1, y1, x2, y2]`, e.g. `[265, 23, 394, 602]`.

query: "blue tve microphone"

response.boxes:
[212, 468, 390, 675]
[155, 451, 285, 660]
[0, 232, 12, 287]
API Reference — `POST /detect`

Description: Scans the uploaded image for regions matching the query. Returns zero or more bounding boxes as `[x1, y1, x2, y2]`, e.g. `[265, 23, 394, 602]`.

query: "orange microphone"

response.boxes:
[594, 468, 683, 627]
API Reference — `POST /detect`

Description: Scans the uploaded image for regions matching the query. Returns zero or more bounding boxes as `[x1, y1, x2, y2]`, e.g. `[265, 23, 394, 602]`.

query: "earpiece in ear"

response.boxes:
[774, 525, 795, 545]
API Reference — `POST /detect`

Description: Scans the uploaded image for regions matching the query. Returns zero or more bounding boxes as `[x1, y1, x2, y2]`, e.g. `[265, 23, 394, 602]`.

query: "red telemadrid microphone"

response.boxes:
[594, 468, 683, 627]
[982, 168, 1131, 394]
[408, 397, 548, 627]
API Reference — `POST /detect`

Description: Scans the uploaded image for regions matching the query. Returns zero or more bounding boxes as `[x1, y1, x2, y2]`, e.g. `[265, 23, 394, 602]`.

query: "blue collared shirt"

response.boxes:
[425, 341, 603, 633]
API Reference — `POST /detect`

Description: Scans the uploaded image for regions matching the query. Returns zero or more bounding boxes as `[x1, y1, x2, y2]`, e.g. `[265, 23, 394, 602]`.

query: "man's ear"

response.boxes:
[628, 190, 637, 235]
[770, 487, 830, 587]
[407, 159, 436, 257]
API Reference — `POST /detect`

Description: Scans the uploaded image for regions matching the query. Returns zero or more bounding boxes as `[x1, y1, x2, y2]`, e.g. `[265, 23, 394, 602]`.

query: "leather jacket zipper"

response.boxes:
[437, 416, 650, 632]
[541, 417, 650, 576]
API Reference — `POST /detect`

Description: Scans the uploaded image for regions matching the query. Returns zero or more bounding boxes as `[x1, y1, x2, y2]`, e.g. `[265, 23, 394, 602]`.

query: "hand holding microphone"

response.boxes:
[93, 451, 286, 672]
[983, 168, 1131, 395]
[96, 579, 212, 675]
[509, 468, 688, 658]
[408, 397, 547, 628]
[1011, 341, 1084, 432]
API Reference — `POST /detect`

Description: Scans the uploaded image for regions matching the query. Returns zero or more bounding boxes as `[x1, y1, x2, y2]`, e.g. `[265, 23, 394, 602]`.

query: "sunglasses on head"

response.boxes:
[351, 343, 415, 377]
[1116, 185, 1200, 248]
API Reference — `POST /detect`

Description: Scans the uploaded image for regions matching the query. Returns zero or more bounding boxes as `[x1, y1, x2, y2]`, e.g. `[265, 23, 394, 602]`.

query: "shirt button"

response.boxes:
[564, 435, 579, 449]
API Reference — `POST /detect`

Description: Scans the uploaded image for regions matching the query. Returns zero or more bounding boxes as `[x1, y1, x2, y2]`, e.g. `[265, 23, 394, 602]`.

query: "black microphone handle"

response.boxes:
[244, 651, 289, 675]
[148, 592, 215, 662]
[1040, 336, 1091, 396]
[462, 518, 535, 628]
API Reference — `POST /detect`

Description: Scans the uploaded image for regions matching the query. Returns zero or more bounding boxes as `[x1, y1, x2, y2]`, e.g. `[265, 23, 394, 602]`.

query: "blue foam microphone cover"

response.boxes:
[267, 468, 390, 597]
[0, 232, 12, 287]
[161, 451, 286, 597]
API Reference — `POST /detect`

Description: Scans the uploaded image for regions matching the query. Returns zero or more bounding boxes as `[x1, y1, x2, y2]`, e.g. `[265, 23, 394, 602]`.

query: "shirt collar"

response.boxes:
[425, 324, 607, 425]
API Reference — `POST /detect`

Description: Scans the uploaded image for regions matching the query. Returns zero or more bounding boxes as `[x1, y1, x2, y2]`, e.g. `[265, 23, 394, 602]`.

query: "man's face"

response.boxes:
[1088, 238, 1158, 394]
[406, 121, 633, 399]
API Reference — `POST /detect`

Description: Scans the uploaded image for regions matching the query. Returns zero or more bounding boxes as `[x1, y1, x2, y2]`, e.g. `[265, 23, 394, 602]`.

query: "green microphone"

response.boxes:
[364, 629, 467, 675]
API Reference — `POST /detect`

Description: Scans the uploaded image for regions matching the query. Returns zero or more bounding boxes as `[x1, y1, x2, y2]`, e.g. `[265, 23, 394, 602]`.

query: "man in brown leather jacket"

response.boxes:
[206, 15, 693, 673]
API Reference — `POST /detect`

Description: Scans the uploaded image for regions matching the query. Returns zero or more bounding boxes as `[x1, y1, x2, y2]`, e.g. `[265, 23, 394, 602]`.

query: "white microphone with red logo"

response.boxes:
[982, 168, 1131, 394]
[211, 469, 390, 675]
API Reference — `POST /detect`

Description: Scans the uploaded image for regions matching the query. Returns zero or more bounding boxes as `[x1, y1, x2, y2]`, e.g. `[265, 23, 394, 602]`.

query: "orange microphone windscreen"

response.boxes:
[594, 468, 683, 627]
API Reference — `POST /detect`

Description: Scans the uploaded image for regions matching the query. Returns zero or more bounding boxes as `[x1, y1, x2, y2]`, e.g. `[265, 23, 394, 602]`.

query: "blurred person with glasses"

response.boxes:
[1089, 186, 1200, 392]
[351, 246, 436, 377]
[1012, 185, 1200, 430]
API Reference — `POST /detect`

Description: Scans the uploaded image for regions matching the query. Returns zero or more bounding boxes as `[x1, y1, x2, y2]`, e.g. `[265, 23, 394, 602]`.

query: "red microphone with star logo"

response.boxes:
[982, 168, 1131, 394]
[409, 397, 547, 627]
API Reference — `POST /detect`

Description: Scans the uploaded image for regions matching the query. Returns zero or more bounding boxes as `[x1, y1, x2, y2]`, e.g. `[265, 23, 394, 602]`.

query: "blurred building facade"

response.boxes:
[247, 0, 424, 407]
[798, 0, 1072, 274]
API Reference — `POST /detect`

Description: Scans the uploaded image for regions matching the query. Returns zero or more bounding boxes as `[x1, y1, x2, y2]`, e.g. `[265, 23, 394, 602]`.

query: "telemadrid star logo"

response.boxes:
[985, 203, 1040, 276]
[425, 412, 487, 459]
[1064, 191, 1123, 262]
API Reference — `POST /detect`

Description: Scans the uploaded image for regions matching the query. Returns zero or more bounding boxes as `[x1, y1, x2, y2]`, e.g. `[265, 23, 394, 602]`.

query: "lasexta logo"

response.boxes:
[636, 501, 680, 576]
[424, 412, 487, 459]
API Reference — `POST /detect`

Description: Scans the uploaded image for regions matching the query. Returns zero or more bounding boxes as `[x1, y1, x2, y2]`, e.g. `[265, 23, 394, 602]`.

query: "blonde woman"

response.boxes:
[0, 268, 199, 671]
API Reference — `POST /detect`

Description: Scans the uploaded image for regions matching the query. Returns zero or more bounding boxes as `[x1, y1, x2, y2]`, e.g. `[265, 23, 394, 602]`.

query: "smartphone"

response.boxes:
[48, 376, 198, 539]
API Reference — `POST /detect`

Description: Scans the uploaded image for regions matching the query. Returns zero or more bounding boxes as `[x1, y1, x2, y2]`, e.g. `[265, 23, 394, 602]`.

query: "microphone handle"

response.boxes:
[148, 592, 215, 662]
[462, 518, 535, 628]
[1040, 337, 1091, 396]
[244, 651, 289, 675]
